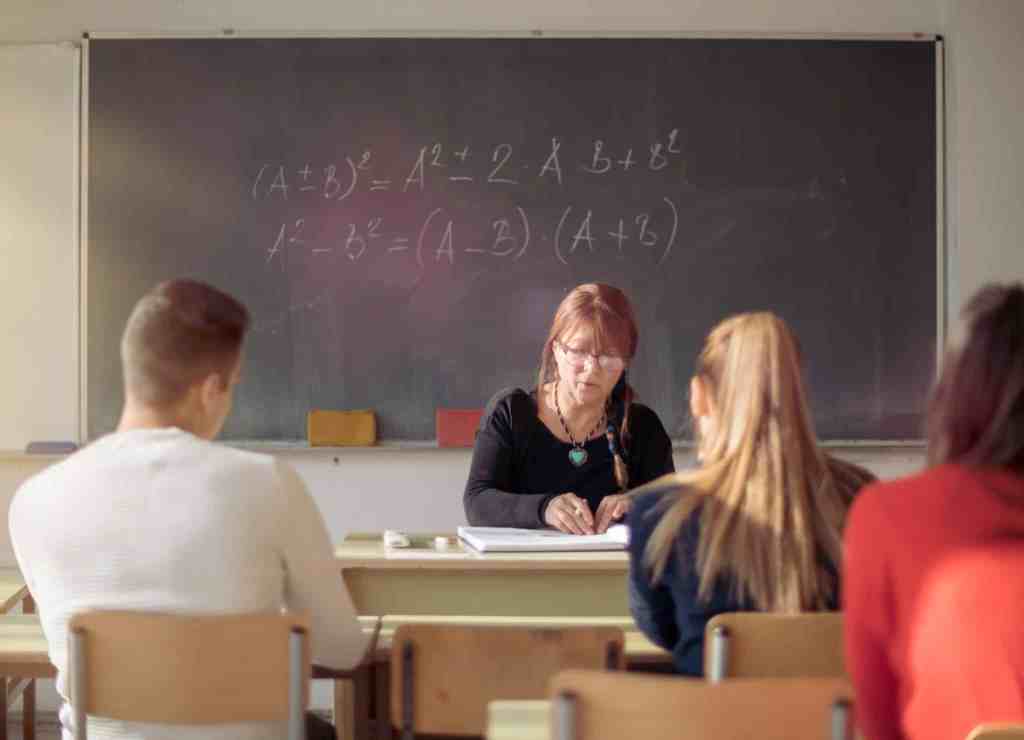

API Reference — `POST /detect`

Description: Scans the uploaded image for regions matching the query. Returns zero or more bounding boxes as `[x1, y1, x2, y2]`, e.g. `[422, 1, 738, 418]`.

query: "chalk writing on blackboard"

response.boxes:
[250, 131, 692, 270]
[249, 131, 685, 201]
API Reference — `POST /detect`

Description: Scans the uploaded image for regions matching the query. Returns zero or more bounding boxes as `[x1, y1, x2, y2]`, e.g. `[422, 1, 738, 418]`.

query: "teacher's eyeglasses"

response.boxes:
[554, 341, 627, 371]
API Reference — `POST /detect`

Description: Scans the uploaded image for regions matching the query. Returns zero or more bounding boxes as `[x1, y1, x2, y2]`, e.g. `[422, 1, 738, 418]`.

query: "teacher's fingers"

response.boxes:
[595, 496, 630, 534]
[567, 495, 595, 530]
[551, 505, 588, 535]
[593, 498, 613, 534]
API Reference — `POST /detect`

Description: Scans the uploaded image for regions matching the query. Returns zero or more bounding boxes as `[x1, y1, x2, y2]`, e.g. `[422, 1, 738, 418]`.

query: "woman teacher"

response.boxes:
[464, 283, 674, 534]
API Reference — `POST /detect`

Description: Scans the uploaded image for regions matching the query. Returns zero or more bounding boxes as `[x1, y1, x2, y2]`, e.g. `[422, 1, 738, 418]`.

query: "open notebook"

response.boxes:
[457, 524, 629, 553]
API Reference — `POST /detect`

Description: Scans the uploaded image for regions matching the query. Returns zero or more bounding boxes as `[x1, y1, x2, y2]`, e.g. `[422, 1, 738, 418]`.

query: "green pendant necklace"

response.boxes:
[553, 387, 606, 468]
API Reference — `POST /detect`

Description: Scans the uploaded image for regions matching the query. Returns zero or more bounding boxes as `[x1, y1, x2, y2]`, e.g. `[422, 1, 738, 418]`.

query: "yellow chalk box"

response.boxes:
[307, 409, 377, 446]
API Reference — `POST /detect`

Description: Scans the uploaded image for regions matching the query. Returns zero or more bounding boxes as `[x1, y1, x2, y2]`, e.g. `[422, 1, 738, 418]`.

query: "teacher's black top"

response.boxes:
[463, 387, 675, 528]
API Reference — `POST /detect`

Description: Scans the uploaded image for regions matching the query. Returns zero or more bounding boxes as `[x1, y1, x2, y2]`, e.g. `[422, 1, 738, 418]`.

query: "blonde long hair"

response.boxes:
[641, 312, 873, 611]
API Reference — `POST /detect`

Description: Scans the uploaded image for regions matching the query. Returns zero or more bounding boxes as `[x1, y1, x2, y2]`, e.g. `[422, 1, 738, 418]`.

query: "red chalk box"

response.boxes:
[436, 408, 483, 448]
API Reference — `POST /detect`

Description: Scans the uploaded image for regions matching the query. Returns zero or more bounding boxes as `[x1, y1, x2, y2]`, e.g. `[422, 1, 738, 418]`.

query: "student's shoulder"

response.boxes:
[193, 439, 303, 494]
[855, 463, 969, 512]
[11, 443, 98, 504]
[629, 475, 694, 536]
[824, 454, 877, 497]
[197, 437, 277, 470]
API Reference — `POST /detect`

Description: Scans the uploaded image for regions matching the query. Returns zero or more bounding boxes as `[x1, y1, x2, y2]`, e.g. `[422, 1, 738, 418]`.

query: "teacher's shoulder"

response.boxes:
[482, 386, 535, 423]
[629, 400, 671, 436]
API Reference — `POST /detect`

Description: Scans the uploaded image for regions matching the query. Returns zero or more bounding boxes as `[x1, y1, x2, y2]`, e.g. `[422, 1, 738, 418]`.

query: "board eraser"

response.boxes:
[307, 409, 377, 446]
[436, 408, 483, 447]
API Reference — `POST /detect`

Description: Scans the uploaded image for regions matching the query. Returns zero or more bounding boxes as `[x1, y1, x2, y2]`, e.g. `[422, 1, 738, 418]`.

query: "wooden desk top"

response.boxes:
[0, 569, 28, 614]
[373, 614, 668, 663]
[335, 537, 628, 572]
[0, 614, 56, 678]
[487, 700, 549, 740]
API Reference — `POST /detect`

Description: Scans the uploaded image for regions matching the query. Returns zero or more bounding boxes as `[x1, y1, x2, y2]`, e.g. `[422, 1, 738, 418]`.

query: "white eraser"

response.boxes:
[384, 529, 410, 548]
[434, 536, 450, 551]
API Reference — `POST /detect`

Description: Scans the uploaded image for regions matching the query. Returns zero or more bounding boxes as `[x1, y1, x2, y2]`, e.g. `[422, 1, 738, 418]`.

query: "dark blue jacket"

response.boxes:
[627, 485, 845, 676]
[627, 486, 756, 676]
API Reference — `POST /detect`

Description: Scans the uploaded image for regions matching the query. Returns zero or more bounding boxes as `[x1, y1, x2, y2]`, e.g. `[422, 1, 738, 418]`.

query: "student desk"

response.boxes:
[488, 700, 549, 740]
[364, 614, 670, 740]
[335, 536, 631, 617]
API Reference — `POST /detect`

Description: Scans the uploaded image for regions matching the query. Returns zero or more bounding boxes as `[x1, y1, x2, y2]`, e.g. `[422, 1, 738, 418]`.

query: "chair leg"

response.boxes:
[334, 678, 355, 740]
[374, 662, 391, 740]
[22, 679, 35, 740]
[0, 677, 8, 740]
[353, 667, 371, 740]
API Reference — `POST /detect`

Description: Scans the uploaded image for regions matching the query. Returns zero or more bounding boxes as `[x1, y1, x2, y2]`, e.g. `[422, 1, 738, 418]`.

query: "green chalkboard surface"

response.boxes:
[86, 37, 938, 441]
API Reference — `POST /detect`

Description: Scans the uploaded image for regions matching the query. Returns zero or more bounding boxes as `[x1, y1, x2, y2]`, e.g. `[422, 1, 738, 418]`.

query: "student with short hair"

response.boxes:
[627, 311, 874, 675]
[844, 283, 1024, 740]
[9, 279, 367, 740]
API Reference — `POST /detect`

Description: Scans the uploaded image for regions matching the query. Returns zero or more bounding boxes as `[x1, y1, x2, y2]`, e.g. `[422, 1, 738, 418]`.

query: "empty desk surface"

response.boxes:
[336, 537, 629, 617]
[0, 615, 54, 679]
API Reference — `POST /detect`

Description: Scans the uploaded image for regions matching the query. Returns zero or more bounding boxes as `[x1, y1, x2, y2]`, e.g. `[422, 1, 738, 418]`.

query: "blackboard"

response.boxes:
[86, 36, 938, 442]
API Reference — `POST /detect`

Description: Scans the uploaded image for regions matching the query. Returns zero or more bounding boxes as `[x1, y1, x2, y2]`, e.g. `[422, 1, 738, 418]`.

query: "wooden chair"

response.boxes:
[704, 612, 845, 682]
[967, 725, 1024, 740]
[67, 611, 311, 740]
[390, 623, 623, 738]
[550, 670, 855, 740]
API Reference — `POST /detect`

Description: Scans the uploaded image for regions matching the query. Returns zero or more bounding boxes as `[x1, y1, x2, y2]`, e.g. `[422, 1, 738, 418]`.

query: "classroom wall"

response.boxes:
[6, 0, 1024, 550]
[944, 0, 1024, 314]
[6, 0, 1024, 541]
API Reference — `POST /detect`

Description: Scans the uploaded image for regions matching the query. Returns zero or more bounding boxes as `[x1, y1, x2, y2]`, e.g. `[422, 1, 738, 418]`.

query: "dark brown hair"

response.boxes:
[928, 283, 1024, 471]
[121, 279, 250, 407]
[536, 283, 639, 491]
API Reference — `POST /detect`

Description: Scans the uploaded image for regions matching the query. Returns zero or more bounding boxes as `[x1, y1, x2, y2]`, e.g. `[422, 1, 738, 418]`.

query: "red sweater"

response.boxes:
[844, 464, 1024, 740]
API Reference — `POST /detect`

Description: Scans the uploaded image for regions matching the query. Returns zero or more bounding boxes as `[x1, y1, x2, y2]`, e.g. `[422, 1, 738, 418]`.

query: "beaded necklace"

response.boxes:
[552, 386, 606, 467]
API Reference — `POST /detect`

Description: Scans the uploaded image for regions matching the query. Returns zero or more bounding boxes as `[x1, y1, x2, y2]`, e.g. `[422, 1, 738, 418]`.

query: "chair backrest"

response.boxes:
[704, 612, 845, 682]
[968, 725, 1024, 740]
[550, 670, 854, 740]
[68, 611, 310, 740]
[391, 623, 623, 737]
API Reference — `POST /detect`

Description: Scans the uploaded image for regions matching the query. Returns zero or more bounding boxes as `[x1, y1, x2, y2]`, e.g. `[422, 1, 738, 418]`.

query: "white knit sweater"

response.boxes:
[9, 427, 369, 740]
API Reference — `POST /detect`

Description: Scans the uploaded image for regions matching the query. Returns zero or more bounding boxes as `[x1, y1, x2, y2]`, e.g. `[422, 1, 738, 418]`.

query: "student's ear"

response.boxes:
[198, 371, 225, 410]
[690, 376, 710, 419]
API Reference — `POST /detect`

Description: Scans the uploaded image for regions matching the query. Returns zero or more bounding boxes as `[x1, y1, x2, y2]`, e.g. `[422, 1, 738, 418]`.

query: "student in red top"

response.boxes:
[844, 282, 1024, 740]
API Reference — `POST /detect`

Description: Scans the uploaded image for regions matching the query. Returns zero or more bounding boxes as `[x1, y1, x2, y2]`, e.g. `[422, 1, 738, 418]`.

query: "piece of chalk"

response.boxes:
[434, 536, 450, 551]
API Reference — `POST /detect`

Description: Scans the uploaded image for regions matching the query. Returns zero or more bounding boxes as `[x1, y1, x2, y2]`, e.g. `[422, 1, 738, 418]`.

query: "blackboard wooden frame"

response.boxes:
[80, 31, 946, 447]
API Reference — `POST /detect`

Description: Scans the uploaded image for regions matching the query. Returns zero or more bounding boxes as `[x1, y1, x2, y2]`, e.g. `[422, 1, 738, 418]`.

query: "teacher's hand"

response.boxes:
[594, 494, 631, 534]
[544, 492, 595, 535]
